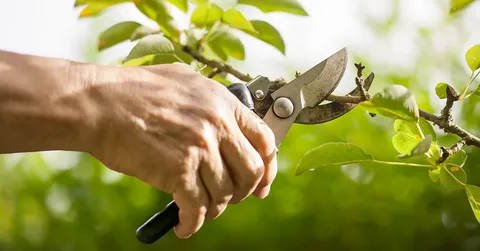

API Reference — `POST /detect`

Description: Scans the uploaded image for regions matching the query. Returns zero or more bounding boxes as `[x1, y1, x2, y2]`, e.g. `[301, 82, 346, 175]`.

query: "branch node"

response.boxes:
[439, 86, 459, 123]
[437, 139, 467, 164]
[354, 63, 371, 100]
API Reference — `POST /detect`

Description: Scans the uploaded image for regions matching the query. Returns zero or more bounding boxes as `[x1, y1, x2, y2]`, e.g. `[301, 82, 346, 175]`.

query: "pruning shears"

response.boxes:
[135, 47, 375, 244]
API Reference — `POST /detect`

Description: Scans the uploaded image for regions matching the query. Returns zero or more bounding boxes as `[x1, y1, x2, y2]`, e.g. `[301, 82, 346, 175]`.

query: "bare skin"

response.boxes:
[0, 50, 277, 239]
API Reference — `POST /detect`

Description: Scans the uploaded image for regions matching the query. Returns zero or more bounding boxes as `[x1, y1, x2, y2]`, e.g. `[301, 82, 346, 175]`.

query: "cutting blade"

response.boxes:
[262, 48, 348, 146]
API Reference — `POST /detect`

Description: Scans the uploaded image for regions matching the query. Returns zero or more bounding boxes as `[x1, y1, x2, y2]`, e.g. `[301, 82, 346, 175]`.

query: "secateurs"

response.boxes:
[135, 47, 375, 244]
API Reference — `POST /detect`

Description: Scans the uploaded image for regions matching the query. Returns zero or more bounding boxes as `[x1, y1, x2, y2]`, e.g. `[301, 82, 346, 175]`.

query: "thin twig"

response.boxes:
[326, 94, 366, 103]
[182, 46, 252, 82]
[437, 139, 467, 164]
[354, 63, 371, 100]
[207, 68, 222, 79]
[440, 85, 458, 123]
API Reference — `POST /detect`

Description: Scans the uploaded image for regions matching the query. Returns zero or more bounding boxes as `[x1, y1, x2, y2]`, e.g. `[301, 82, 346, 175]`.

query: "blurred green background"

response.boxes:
[1, 0, 480, 250]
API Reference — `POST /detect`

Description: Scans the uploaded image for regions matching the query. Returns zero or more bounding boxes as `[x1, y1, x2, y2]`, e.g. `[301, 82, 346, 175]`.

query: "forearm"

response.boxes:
[0, 50, 96, 153]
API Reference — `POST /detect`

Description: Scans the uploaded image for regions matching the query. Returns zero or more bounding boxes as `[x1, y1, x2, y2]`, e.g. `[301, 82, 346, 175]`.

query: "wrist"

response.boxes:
[0, 53, 101, 153]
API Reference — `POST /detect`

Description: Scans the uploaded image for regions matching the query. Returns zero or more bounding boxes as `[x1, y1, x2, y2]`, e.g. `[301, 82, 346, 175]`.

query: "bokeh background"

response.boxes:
[1, 0, 480, 250]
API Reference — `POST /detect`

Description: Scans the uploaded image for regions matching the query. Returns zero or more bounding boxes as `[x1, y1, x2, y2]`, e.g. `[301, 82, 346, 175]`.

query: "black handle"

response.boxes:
[136, 83, 254, 244]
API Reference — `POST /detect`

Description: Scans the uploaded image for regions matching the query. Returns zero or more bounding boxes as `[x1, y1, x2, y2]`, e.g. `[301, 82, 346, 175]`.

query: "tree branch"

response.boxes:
[437, 139, 467, 164]
[440, 85, 459, 123]
[326, 94, 366, 103]
[182, 47, 480, 148]
[182, 46, 252, 82]
[354, 63, 371, 100]
[418, 109, 480, 147]
[207, 68, 222, 79]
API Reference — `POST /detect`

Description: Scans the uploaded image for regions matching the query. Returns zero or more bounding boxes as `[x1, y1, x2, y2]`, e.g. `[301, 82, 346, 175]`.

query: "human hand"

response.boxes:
[85, 64, 278, 238]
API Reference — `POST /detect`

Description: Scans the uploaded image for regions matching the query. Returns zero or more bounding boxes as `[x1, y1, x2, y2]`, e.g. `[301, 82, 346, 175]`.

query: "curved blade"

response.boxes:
[262, 48, 348, 146]
[269, 47, 348, 107]
[295, 72, 375, 124]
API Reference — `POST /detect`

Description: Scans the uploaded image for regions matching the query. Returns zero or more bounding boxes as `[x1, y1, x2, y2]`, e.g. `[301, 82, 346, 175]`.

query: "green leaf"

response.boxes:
[75, 0, 87, 7]
[135, 0, 179, 39]
[238, 0, 308, 16]
[429, 144, 442, 164]
[173, 44, 193, 64]
[121, 54, 156, 66]
[98, 21, 142, 51]
[295, 143, 373, 176]
[360, 85, 419, 122]
[151, 54, 184, 64]
[392, 118, 440, 164]
[392, 122, 422, 155]
[200, 66, 231, 86]
[446, 149, 468, 167]
[222, 8, 256, 32]
[124, 34, 174, 62]
[450, 0, 476, 14]
[466, 44, 480, 72]
[398, 135, 433, 159]
[166, 0, 188, 12]
[130, 26, 161, 41]
[465, 184, 480, 223]
[476, 87, 480, 96]
[435, 82, 449, 99]
[419, 118, 437, 142]
[191, 3, 224, 27]
[78, 2, 117, 17]
[244, 20, 285, 54]
[429, 168, 440, 183]
[440, 164, 466, 190]
[156, 13, 179, 39]
[206, 28, 245, 60]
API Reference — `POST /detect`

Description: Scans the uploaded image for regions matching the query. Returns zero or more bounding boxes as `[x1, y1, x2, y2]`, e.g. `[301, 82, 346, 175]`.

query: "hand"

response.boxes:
[86, 64, 278, 238]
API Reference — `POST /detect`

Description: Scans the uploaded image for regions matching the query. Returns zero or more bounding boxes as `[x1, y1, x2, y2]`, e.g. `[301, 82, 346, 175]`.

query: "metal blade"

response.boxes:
[295, 72, 375, 124]
[269, 47, 347, 108]
[261, 48, 348, 146]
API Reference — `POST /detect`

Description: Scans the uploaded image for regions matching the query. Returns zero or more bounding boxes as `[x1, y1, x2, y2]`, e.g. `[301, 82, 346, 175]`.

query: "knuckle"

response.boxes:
[240, 160, 264, 188]
[190, 121, 218, 150]
[259, 125, 276, 152]
[176, 147, 198, 175]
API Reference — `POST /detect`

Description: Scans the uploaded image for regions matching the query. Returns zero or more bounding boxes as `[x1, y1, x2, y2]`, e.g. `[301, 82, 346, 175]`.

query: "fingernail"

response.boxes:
[259, 186, 271, 199]
[174, 227, 191, 239]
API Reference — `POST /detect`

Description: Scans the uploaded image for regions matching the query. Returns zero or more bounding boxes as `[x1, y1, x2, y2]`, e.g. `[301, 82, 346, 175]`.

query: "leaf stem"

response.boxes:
[203, 21, 221, 43]
[416, 122, 426, 139]
[443, 164, 466, 186]
[459, 70, 480, 100]
[371, 159, 436, 169]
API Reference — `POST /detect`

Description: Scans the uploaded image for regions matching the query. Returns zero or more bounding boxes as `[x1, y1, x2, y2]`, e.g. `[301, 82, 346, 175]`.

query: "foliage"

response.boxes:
[297, 41, 480, 224]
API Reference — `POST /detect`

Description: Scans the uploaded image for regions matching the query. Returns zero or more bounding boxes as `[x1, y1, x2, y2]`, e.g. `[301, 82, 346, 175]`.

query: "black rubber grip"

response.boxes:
[135, 83, 254, 244]
[136, 201, 179, 244]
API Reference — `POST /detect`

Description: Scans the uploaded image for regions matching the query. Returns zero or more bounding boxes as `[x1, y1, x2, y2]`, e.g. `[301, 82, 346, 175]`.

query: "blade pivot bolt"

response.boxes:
[273, 97, 294, 118]
[254, 90, 265, 100]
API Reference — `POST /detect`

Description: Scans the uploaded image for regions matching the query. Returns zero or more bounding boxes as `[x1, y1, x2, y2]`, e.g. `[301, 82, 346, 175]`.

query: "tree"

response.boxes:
[78, 0, 480, 225]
